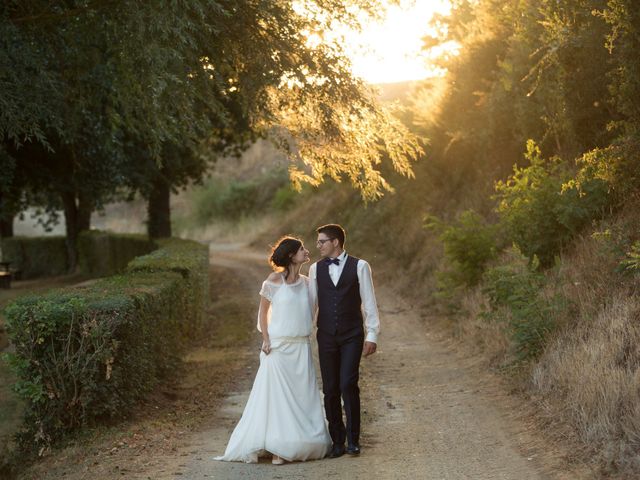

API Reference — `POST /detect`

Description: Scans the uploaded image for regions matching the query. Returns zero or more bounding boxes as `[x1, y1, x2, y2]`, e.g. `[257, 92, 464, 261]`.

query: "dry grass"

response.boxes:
[454, 287, 513, 366]
[526, 205, 640, 477]
[532, 294, 640, 475]
[416, 201, 640, 477]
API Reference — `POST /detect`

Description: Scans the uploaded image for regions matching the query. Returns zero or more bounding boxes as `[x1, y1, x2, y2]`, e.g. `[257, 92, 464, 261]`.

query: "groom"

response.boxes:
[308, 224, 380, 458]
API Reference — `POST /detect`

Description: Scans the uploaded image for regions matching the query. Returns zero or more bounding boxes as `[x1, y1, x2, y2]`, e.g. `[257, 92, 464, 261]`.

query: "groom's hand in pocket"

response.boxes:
[363, 341, 377, 357]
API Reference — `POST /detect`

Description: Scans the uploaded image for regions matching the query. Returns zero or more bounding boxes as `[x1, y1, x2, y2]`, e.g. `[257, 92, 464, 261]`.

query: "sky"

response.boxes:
[343, 0, 457, 84]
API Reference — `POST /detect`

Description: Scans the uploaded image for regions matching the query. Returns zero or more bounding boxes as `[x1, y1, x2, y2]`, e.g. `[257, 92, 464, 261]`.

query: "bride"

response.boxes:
[214, 236, 331, 465]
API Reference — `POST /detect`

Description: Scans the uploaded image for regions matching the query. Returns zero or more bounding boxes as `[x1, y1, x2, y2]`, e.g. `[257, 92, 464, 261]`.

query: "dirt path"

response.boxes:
[15, 245, 589, 480]
[167, 246, 589, 480]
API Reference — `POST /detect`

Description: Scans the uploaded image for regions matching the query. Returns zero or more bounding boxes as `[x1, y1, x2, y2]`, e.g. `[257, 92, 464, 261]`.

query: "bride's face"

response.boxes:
[291, 245, 310, 265]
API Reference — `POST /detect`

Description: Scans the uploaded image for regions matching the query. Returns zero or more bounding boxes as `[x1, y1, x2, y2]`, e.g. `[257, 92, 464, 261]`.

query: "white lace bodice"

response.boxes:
[257, 274, 313, 338]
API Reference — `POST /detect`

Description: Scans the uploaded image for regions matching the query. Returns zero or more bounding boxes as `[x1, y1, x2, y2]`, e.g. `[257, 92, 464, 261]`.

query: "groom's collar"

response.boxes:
[332, 250, 347, 262]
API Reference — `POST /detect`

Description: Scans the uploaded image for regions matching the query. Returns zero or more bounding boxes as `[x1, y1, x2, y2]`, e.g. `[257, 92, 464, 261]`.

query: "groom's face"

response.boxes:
[316, 233, 340, 258]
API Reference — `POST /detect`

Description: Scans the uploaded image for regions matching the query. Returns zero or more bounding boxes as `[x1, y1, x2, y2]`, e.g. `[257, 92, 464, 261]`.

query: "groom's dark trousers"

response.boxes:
[317, 328, 364, 446]
[316, 255, 364, 446]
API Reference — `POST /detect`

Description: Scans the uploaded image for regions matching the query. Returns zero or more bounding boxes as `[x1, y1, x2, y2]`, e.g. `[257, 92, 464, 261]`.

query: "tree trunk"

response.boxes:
[147, 173, 172, 239]
[0, 191, 14, 238]
[77, 192, 93, 232]
[61, 191, 79, 272]
[0, 217, 13, 238]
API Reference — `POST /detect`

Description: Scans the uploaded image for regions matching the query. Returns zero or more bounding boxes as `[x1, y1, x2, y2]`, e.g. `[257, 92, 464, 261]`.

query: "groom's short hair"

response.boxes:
[316, 224, 346, 248]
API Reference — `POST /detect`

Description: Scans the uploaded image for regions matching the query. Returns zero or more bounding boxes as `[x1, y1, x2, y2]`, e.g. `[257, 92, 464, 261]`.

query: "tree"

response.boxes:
[412, 0, 615, 188]
[1, 0, 422, 250]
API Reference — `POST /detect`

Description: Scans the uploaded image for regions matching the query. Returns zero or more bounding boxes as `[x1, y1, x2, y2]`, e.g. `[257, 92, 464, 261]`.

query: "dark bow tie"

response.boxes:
[324, 257, 340, 266]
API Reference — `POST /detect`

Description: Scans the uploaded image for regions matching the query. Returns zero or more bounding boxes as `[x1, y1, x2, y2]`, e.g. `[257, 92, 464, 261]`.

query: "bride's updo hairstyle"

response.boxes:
[269, 236, 302, 278]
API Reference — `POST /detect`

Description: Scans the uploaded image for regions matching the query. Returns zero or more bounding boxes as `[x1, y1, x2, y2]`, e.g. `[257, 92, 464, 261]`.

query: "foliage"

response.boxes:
[426, 210, 501, 290]
[424, 0, 613, 166]
[1, 0, 422, 243]
[77, 231, 157, 277]
[127, 238, 210, 335]
[481, 249, 568, 361]
[2, 238, 208, 454]
[0, 236, 68, 279]
[0, 232, 157, 279]
[619, 240, 640, 273]
[494, 140, 610, 267]
[597, 0, 640, 140]
[194, 169, 294, 222]
[271, 185, 300, 211]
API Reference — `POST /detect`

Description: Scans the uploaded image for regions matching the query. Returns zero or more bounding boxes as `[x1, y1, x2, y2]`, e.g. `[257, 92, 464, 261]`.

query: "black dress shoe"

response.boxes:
[346, 443, 361, 455]
[327, 443, 345, 458]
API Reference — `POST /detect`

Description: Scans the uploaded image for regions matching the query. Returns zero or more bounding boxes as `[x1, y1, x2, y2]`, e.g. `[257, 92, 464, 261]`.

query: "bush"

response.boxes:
[0, 231, 157, 280]
[426, 210, 500, 290]
[77, 230, 157, 277]
[481, 248, 569, 361]
[619, 240, 640, 274]
[127, 238, 210, 336]
[194, 168, 294, 223]
[271, 185, 299, 211]
[0, 236, 68, 279]
[495, 140, 610, 267]
[2, 238, 209, 454]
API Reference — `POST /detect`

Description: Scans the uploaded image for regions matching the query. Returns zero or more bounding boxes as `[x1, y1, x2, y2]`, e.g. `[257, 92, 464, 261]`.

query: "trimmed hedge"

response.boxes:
[0, 236, 68, 279]
[77, 230, 157, 277]
[0, 231, 157, 280]
[127, 238, 210, 337]
[2, 238, 209, 453]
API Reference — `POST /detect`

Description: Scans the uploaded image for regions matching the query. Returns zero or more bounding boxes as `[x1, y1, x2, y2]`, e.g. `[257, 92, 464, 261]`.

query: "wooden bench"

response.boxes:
[0, 271, 12, 289]
[0, 261, 18, 288]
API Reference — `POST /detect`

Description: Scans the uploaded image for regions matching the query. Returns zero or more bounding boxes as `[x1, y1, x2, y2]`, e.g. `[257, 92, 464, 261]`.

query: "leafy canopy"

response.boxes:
[1, 0, 421, 207]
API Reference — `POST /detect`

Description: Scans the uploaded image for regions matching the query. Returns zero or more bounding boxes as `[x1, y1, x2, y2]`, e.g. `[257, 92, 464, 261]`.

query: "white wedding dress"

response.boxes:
[214, 274, 331, 463]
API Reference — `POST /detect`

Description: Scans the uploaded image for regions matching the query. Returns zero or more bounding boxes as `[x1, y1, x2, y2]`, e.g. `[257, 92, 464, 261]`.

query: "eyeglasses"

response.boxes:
[316, 238, 335, 246]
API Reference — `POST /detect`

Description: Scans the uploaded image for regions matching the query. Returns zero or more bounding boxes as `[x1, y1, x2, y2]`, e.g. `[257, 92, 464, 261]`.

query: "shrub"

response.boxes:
[127, 238, 210, 336]
[2, 238, 209, 454]
[0, 232, 158, 280]
[193, 168, 294, 223]
[495, 140, 610, 267]
[426, 210, 500, 290]
[570, 139, 640, 205]
[619, 240, 640, 274]
[271, 185, 298, 211]
[77, 230, 157, 277]
[0, 236, 68, 279]
[481, 248, 569, 361]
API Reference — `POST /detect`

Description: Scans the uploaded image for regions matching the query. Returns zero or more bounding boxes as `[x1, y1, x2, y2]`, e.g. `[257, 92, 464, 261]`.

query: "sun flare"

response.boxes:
[339, 0, 458, 84]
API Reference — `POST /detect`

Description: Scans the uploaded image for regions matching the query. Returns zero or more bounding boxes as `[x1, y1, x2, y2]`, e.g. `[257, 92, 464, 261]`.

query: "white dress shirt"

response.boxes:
[308, 251, 380, 344]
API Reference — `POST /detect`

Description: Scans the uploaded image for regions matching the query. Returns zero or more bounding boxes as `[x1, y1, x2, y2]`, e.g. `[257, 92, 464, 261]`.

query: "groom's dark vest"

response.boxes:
[317, 255, 364, 336]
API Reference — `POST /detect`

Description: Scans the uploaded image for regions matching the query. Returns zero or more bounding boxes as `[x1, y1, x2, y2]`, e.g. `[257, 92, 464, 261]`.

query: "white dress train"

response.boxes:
[214, 274, 331, 463]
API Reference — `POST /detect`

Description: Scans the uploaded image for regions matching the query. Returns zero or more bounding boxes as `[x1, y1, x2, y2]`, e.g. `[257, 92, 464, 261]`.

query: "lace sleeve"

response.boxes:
[257, 280, 280, 333]
[259, 281, 275, 301]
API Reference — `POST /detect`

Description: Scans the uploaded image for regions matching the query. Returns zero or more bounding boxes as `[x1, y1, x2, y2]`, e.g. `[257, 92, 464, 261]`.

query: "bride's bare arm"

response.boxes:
[259, 296, 271, 354]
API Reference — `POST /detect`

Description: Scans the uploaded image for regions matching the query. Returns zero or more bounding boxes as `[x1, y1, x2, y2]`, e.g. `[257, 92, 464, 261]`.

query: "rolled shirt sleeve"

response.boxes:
[357, 259, 380, 344]
[308, 262, 319, 321]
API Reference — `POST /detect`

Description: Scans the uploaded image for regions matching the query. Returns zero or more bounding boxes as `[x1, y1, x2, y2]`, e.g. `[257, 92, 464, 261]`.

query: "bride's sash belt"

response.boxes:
[269, 335, 310, 349]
